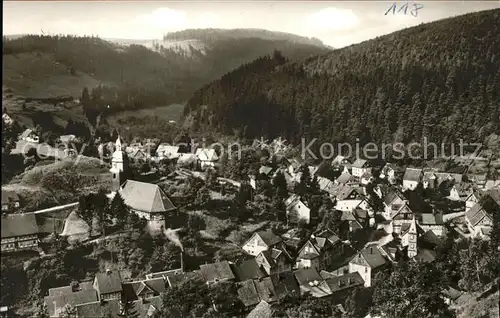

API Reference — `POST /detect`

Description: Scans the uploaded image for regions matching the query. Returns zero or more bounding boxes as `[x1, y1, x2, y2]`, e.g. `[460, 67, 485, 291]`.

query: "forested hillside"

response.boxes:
[185, 9, 500, 148]
[2, 31, 330, 114]
[163, 28, 326, 47]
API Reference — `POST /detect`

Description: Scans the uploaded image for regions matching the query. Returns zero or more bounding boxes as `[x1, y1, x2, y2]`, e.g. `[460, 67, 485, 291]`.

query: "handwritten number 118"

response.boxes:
[385, 2, 424, 17]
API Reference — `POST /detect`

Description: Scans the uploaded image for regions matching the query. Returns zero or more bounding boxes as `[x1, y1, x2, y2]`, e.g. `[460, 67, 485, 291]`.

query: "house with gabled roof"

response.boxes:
[156, 144, 180, 160]
[199, 261, 236, 284]
[390, 202, 416, 234]
[285, 194, 312, 224]
[335, 171, 354, 185]
[44, 289, 99, 317]
[317, 176, 336, 196]
[331, 155, 350, 167]
[195, 148, 219, 169]
[93, 269, 123, 301]
[119, 180, 177, 221]
[341, 208, 369, 234]
[255, 247, 293, 276]
[1, 213, 39, 253]
[242, 230, 284, 256]
[349, 244, 388, 287]
[230, 259, 267, 282]
[402, 168, 423, 191]
[420, 212, 446, 236]
[382, 189, 408, 220]
[423, 170, 464, 190]
[351, 159, 371, 178]
[325, 272, 364, 303]
[294, 267, 332, 298]
[237, 279, 261, 308]
[295, 229, 343, 271]
[465, 203, 493, 239]
[448, 183, 473, 202]
[247, 300, 272, 318]
[122, 277, 166, 301]
[333, 185, 369, 212]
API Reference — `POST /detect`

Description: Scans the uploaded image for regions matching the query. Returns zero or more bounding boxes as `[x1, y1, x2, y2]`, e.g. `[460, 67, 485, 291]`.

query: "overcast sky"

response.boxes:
[3, 1, 499, 48]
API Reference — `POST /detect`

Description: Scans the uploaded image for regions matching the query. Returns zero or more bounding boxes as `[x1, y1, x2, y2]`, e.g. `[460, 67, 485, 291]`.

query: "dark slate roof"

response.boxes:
[403, 168, 423, 182]
[382, 187, 405, 206]
[78, 281, 94, 291]
[94, 271, 123, 294]
[231, 259, 267, 282]
[1, 190, 19, 205]
[237, 280, 261, 307]
[75, 299, 120, 318]
[414, 248, 437, 263]
[1, 213, 39, 238]
[420, 213, 444, 225]
[419, 230, 442, 248]
[200, 261, 236, 282]
[465, 203, 489, 227]
[336, 172, 353, 184]
[256, 231, 282, 247]
[44, 290, 98, 317]
[359, 245, 387, 269]
[246, 300, 272, 318]
[48, 285, 72, 297]
[294, 267, 323, 286]
[273, 272, 300, 299]
[144, 278, 167, 294]
[120, 180, 176, 213]
[352, 159, 368, 168]
[253, 277, 277, 303]
[325, 272, 364, 293]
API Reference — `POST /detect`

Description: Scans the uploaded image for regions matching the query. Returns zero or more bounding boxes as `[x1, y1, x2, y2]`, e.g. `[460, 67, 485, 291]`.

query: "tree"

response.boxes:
[209, 281, 245, 317]
[78, 194, 94, 227]
[160, 280, 211, 317]
[235, 182, 253, 207]
[195, 186, 211, 208]
[458, 238, 499, 292]
[273, 171, 289, 199]
[205, 168, 219, 188]
[213, 244, 245, 263]
[344, 287, 373, 318]
[109, 192, 129, 228]
[295, 165, 312, 196]
[149, 242, 180, 272]
[373, 261, 455, 318]
[271, 194, 287, 222]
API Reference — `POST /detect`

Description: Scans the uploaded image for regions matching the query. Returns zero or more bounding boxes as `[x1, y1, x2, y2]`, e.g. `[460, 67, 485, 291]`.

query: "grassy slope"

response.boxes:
[7, 156, 111, 211]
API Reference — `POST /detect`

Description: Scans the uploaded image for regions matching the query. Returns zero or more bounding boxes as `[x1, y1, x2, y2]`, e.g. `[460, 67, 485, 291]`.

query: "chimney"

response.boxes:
[348, 278, 352, 285]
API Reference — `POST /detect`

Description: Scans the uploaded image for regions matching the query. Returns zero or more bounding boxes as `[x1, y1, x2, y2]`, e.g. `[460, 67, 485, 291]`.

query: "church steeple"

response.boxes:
[110, 135, 128, 192]
[115, 135, 122, 152]
[407, 216, 418, 258]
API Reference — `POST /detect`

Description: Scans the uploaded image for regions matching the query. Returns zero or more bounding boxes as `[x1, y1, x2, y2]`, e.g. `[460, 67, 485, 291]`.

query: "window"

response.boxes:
[364, 267, 368, 273]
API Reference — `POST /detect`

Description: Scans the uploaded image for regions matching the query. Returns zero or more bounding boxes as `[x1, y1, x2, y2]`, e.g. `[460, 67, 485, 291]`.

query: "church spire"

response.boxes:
[115, 135, 122, 152]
